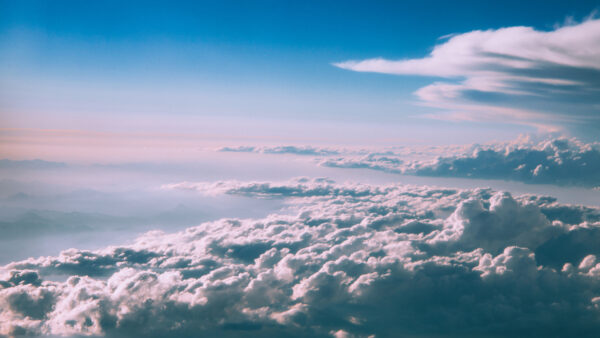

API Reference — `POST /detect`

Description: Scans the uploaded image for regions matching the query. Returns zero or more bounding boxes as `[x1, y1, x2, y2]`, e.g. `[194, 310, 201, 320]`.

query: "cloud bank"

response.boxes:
[334, 18, 600, 130]
[321, 137, 600, 186]
[415, 138, 600, 186]
[4, 179, 600, 336]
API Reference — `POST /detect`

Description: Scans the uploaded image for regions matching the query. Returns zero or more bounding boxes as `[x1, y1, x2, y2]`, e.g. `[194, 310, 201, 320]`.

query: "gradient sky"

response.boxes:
[1, 0, 600, 161]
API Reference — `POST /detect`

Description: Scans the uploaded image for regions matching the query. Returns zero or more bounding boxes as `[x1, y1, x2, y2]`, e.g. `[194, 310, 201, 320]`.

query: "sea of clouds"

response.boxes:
[3, 178, 600, 337]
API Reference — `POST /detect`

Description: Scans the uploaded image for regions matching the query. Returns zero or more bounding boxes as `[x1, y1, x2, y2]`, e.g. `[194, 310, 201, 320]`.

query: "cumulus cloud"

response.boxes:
[334, 18, 600, 130]
[4, 179, 600, 336]
[415, 137, 600, 186]
[321, 137, 600, 186]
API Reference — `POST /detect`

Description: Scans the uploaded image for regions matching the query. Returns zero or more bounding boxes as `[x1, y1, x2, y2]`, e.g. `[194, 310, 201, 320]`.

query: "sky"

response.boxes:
[2, 0, 600, 161]
[4, 1, 600, 337]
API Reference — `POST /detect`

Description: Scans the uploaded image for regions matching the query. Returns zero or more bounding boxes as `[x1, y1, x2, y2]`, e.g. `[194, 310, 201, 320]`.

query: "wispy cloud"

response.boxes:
[334, 17, 600, 130]
[219, 145, 342, 156]
[0, 159, 67, 170]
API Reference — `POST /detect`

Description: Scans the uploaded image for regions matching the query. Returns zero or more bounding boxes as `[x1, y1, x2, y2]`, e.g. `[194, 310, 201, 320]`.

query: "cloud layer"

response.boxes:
[4, 178, 600, 336]
[334, 18, 600, 130]
[0, 159, 67, 170]
[219, 146, 342, 156]
[321, 137, 600, 186]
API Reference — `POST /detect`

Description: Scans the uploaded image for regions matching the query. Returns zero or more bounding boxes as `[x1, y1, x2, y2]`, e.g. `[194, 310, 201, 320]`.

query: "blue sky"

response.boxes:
[1, 0, 600, 156]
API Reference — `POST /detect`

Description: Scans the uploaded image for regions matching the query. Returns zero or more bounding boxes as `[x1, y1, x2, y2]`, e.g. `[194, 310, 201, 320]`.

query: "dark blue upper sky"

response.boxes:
[3, 0, 599, 53]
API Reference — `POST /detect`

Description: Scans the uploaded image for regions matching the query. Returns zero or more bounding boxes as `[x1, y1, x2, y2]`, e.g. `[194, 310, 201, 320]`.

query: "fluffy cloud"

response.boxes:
[334, 18, 600, 130]
[4, 178, 600, 336]
[415, 138, 600, 186]
[321, 137, 600, 186]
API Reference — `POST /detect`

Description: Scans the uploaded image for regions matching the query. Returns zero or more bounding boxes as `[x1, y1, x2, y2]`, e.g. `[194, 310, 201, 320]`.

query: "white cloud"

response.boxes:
[320, 137, 600, 186]
[4, 179, 600, 336]
[415, 137, 600, 186]
[162, 177, 381, 199]
[334, 18, 600, 130]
